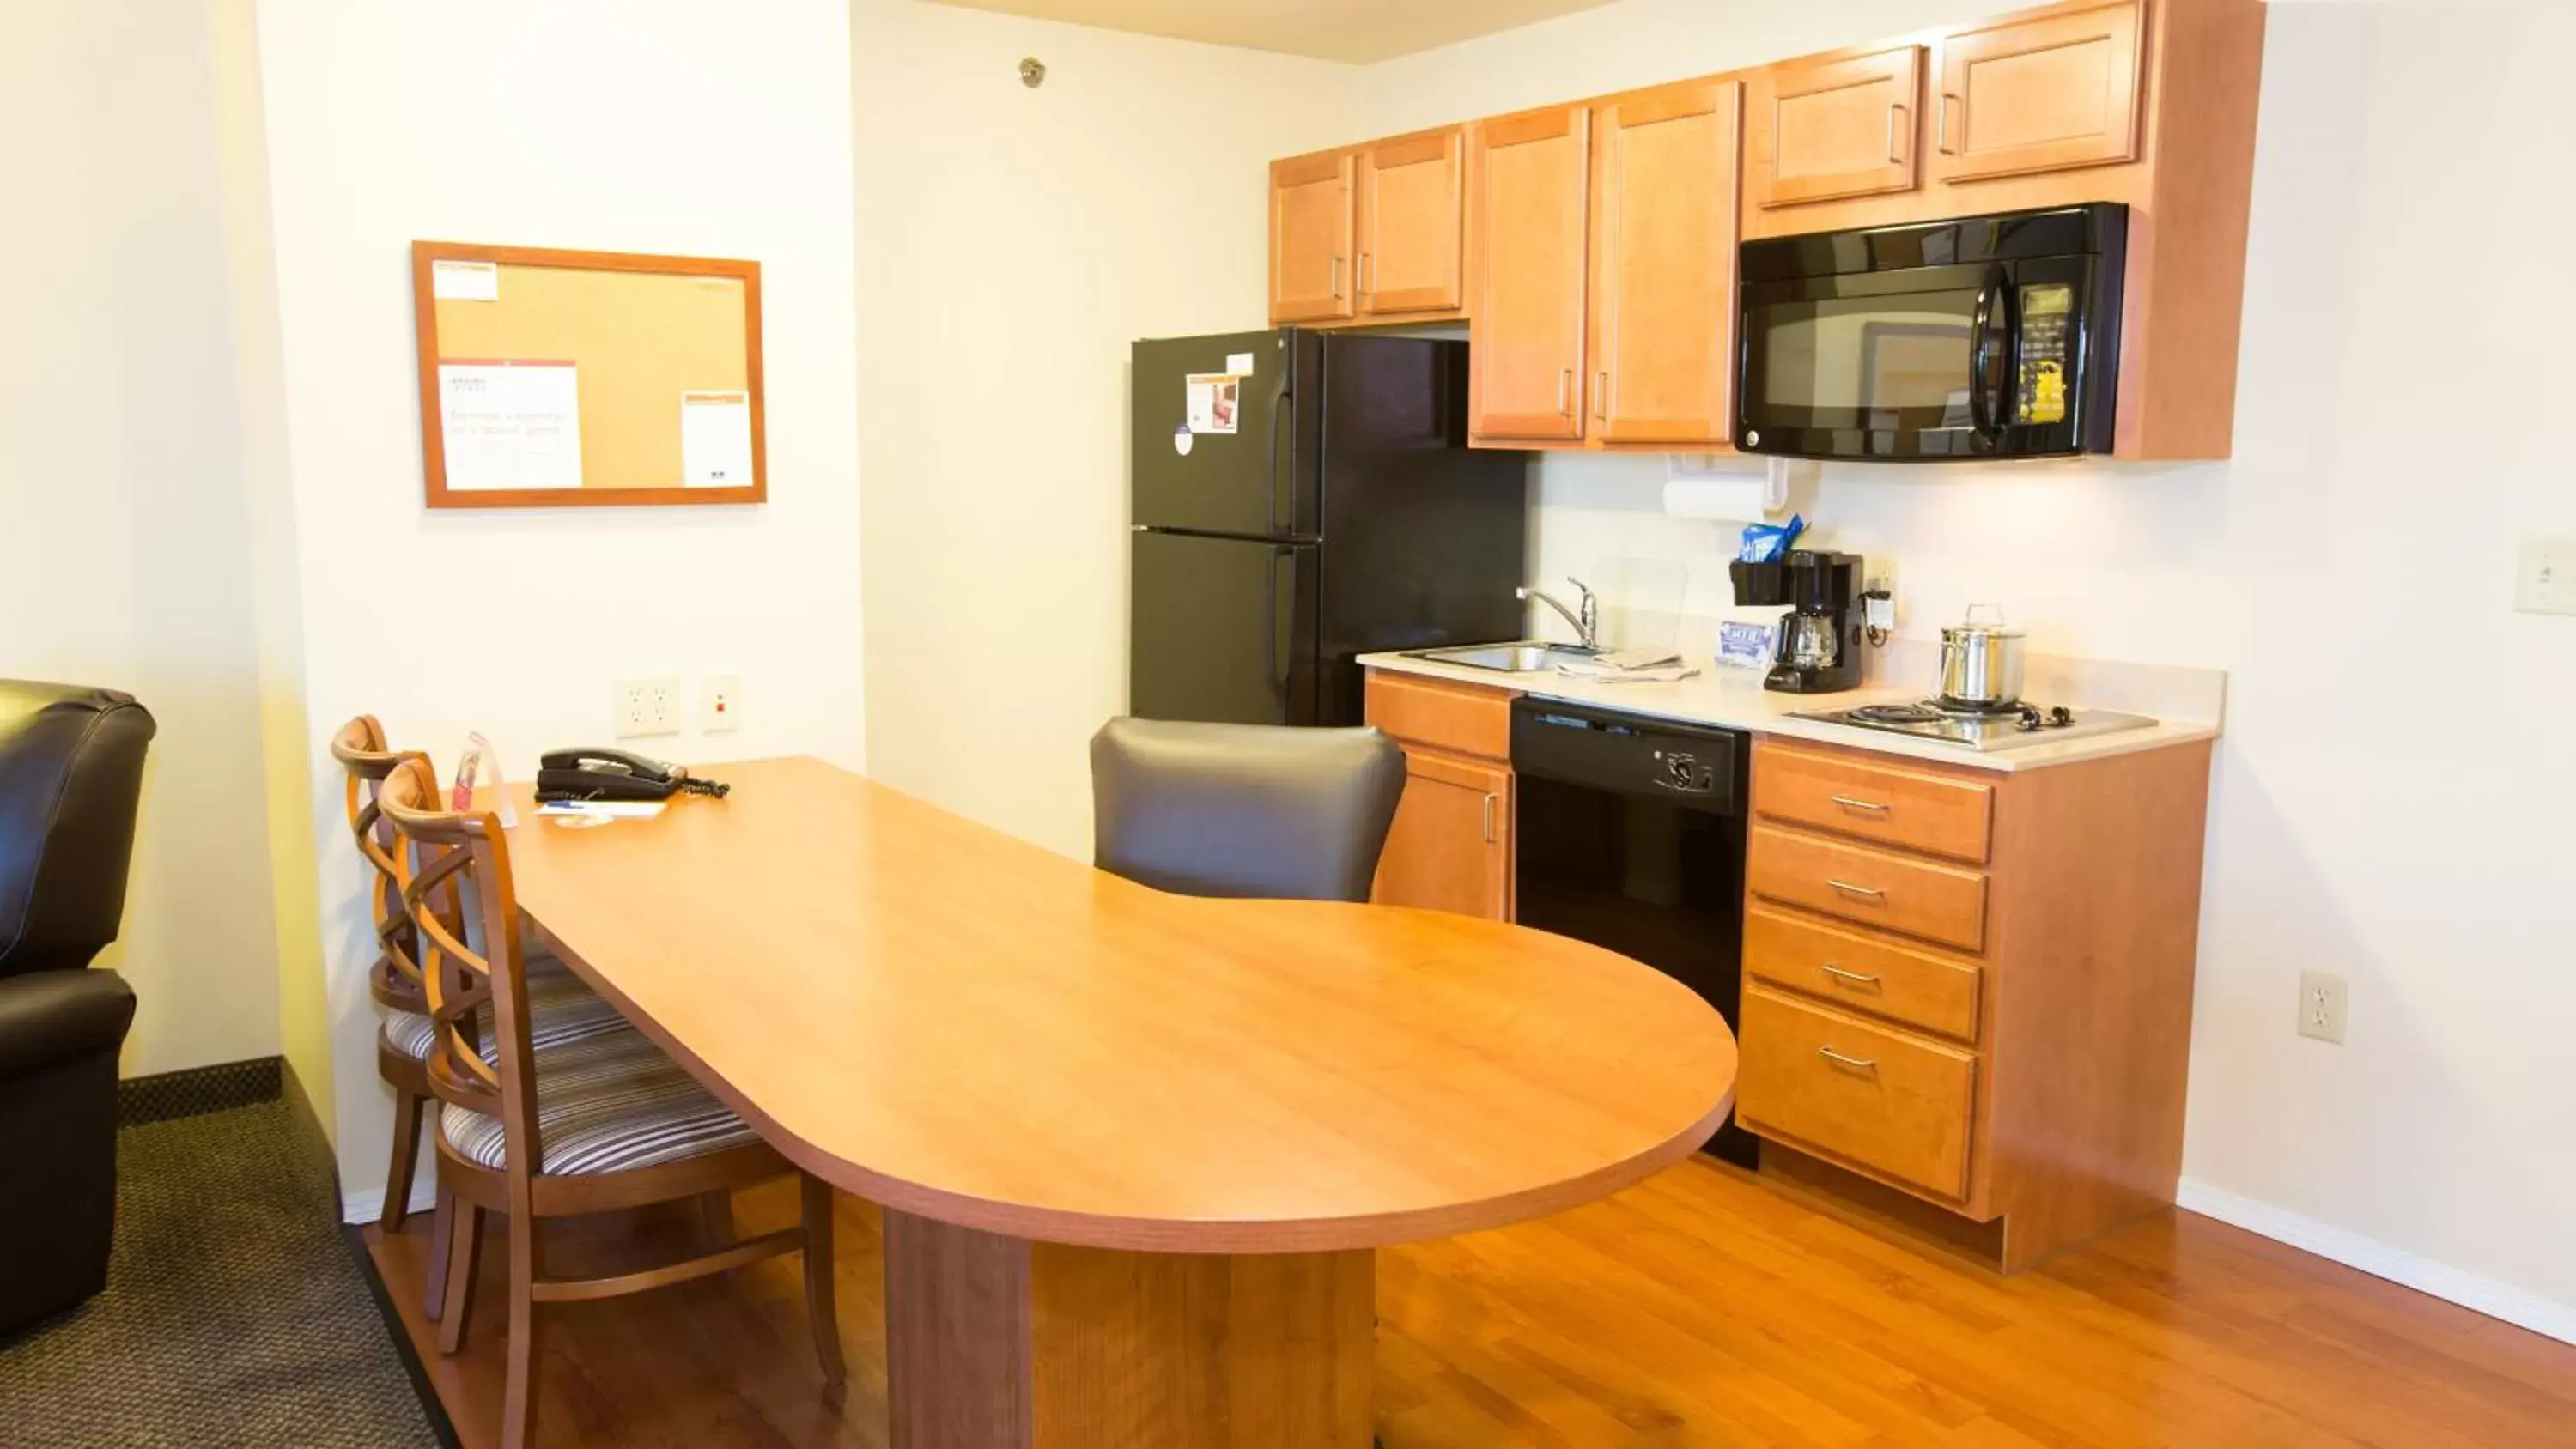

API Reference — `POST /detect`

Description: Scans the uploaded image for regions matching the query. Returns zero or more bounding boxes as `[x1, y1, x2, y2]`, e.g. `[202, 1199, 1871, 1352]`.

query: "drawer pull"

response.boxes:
[1829, 795, 1891, 814]
[1820, 963, 1881, 987]
[1826, 879, 1886, 901]
[1818, 1046, 1878, 1071]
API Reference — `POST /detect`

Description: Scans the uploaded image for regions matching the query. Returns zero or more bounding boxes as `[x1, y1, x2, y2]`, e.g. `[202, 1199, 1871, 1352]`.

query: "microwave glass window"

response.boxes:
[1753, 291, 1981, 427]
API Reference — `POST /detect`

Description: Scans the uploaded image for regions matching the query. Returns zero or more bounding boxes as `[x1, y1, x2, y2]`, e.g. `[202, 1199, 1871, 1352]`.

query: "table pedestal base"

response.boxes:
[883, 1209, 1376, 1448]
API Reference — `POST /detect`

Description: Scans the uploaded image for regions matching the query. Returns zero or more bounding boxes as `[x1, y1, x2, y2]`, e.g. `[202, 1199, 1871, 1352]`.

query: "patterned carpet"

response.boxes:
[0, 1100, 439, 1447]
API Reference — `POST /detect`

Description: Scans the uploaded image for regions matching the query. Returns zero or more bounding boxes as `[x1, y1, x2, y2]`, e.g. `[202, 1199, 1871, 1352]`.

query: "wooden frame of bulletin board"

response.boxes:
[410, 240, 767, 509]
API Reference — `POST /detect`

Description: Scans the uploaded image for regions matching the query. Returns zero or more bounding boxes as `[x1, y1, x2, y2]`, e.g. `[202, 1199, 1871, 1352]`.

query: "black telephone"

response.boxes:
[536, 748, 730, 803]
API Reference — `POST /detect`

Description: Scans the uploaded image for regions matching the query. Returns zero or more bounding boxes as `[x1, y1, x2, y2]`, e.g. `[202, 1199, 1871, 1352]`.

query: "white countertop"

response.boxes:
[1358, 649, 2220, 773]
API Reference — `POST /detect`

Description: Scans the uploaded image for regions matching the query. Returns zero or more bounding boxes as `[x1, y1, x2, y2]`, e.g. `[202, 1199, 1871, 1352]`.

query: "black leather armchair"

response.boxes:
[1091, 718, 1404, 903]
[0, 682, 155, 1337]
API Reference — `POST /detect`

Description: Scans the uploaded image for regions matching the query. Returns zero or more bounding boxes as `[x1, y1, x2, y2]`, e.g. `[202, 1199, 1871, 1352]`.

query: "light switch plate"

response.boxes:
[2514, 537, 2576, 615]
[702, 675, 741, 734]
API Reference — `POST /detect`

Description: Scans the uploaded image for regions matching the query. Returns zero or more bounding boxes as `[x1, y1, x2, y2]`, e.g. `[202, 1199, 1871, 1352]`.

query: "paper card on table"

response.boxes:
[430, 259, 501, 301]
[439, 361, 581, 491]
[680, 391, 754, 488]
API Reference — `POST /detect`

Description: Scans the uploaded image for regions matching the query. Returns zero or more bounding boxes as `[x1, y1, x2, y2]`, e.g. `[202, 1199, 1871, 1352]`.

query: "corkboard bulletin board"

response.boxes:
[410, 241, 766, 509]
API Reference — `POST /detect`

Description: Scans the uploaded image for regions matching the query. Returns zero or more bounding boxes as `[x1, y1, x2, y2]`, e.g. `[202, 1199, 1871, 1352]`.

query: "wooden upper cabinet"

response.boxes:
[1269, 150, 1355, 324]
[1469, 105, 1592, 441]
[1356, 127, 1465, 317]
[1933, 1, 2144, 184]
[1747, 43, 1923, 209]
[1588, 79, 1742, 446]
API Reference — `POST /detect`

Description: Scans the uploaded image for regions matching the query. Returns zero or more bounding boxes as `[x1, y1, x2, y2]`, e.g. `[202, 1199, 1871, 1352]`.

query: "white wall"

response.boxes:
[0, 1, 291, 1078]
[250, 0, 868, 1210]
[1365, 0, 2576, 1332]
[851, 0, 1354, 858]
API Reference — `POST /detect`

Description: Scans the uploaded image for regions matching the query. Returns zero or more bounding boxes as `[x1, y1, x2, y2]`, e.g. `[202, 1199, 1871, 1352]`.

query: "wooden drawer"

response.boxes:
[1754, 742, 1992, 864]
[1736, 985, 1976, 1200]
[1745, 906, 1981, 1043]
[1747, 825, 1987, 953]
[1364, 671, 1511, 760]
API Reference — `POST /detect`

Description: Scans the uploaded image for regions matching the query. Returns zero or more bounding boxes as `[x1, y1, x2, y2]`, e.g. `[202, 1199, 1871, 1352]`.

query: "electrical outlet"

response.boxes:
[612, 676, 682, 738]
[701, 675, 741, 734]
[2297, 970, 2348, 1045]
[2514, 537, 2576, 615]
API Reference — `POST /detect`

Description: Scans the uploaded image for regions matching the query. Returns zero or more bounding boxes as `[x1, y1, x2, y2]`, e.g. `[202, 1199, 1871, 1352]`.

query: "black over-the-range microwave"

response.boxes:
[1734, 202, 2129, 462]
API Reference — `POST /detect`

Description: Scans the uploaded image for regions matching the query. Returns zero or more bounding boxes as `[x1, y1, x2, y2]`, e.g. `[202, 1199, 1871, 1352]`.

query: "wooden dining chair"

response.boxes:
[331, 717, 628, 1322]
[374, 755, 843, 1449]
[1090, 717, 1406, 901]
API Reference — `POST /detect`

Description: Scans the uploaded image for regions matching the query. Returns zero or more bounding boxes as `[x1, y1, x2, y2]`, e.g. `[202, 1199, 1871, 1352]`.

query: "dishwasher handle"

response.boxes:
[1508, 698, 1747, 817]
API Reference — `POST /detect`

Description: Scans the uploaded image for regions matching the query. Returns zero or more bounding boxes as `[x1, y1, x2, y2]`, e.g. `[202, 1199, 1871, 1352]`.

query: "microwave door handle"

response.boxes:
[1967, 267, 2002, 441]
[1998, 274, 2024, 431]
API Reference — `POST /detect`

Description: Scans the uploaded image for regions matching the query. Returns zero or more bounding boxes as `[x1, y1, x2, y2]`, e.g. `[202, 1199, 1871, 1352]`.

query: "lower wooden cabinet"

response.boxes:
[1736, 985, 1977, 1200]
[1374, 745, 1511, 921]
[1365, 670, 1516, 922]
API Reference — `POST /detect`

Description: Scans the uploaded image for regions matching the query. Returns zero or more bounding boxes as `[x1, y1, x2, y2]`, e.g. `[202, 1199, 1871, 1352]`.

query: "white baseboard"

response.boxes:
[2176, 1178, 2576, 1347]
[341, 1179, 440, 1227]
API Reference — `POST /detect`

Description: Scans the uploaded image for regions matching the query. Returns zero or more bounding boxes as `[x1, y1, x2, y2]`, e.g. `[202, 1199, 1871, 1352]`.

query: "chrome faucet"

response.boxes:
[1517, 577, 1600, 651]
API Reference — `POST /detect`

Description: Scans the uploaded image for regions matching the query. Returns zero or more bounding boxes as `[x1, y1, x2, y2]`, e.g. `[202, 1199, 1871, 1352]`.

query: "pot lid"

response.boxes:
[1942, 603, 2026, 640]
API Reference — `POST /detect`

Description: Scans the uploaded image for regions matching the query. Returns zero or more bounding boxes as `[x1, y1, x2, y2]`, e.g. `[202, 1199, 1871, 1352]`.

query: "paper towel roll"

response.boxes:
[1662, 471, 1786, 523]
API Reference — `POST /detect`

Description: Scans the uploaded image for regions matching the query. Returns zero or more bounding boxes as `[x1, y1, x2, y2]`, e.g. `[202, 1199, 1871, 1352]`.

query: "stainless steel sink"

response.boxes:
[1405, 641, 1601, 673]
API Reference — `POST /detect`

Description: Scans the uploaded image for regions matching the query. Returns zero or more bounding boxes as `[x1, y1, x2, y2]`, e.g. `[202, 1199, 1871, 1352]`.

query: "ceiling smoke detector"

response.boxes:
[1019, 57, 1046, 88]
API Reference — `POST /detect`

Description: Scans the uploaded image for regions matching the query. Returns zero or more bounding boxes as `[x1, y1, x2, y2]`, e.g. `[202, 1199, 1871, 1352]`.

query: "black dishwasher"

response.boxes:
[1511, 698, 1757, 1166]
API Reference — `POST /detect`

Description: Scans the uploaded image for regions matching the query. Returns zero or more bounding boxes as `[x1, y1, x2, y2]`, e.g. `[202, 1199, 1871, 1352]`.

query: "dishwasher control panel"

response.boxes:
[1509, 698, 1746, 816]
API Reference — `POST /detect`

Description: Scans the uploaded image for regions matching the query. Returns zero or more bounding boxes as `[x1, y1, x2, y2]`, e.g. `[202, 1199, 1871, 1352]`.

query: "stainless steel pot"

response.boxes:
[1938, 603, 2027, 707]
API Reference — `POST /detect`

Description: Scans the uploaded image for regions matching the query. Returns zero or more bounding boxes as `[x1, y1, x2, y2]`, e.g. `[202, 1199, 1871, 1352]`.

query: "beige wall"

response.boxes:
[251, 0, 869, 1217]
[1362, 0, 2576, 1337]
[851, 0, 1354, 858]
[0, 0, 303, 1082]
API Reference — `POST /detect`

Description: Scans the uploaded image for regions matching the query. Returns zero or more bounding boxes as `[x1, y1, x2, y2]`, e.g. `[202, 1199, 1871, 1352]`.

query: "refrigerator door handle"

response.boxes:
[1265, 546, 1297, 700]
[1264, 365, 1293, 536]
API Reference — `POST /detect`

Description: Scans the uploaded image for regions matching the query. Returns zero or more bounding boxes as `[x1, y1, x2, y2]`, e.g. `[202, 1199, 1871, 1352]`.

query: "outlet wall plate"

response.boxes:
[2298, 969, 2348, 1045]
[613, 676, 682, 738]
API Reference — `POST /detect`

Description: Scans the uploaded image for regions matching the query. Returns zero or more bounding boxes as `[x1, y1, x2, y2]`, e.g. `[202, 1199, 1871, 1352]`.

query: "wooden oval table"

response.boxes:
[502, 757, 1737, 1448]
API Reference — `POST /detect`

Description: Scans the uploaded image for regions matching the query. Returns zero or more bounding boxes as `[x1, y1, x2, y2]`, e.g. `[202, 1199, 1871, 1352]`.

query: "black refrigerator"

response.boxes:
[1130, 329, 1528, 727]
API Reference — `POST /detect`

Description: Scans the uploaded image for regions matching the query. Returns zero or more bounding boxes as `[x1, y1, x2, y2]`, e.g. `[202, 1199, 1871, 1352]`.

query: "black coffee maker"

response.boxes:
[1764, 551, 1864, 694]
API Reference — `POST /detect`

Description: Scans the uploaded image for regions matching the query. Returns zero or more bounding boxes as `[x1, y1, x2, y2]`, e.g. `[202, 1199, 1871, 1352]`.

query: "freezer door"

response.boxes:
[1130, 330, 1320, 539]
[1130, 531, 1320, 726]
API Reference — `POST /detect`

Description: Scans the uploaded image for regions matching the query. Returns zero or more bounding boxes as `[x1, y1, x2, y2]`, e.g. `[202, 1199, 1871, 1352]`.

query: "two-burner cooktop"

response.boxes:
[1791, 698, 2158, 752]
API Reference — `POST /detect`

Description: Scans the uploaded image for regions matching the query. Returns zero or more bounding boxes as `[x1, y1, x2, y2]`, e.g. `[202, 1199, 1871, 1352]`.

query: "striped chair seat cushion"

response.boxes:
[381, 954, 626, 1063]
[440, 1028, 763, 1177]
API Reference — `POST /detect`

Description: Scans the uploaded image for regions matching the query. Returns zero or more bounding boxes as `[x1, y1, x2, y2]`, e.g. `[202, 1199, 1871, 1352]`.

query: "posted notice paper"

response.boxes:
[680, 391, 755, 488]
[438, 361, 581, 491]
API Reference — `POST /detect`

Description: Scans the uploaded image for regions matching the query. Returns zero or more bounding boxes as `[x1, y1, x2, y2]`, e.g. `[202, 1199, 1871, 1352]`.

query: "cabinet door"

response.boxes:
[1373, 747, 1511, 921]
[1933, 1, 2143, 183]
[1469, 105, 1591, 441]
[1747, 44, 1923, 209]
[1270, 150, 1355, 324]
[1589, 80, 1741, 446]
[1358, 128, 1465, 317]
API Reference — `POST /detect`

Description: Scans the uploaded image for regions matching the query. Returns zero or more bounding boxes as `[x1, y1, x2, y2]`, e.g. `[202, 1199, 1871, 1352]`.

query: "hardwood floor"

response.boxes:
[362, 1157, 2576, 1448]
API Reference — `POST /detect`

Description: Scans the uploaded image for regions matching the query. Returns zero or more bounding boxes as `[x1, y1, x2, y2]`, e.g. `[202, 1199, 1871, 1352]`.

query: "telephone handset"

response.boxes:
[536, 747, 730, 803]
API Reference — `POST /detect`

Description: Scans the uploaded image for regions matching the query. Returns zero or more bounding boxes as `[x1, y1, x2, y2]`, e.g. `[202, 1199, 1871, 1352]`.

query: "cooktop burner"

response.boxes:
[1793, 699, 2159, 752]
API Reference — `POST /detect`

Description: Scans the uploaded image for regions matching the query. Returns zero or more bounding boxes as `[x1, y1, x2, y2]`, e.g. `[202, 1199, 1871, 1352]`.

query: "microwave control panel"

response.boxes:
[2017, 282, 2075, 426]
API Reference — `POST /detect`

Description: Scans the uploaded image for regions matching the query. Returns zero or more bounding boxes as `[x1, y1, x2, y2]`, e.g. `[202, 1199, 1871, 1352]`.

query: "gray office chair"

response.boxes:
[1090, 718, 1406, 903]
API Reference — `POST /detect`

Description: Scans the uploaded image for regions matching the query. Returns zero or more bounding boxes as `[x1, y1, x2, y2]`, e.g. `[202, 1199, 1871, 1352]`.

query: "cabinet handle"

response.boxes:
[1481, 792, 1498, 844]
[1829, 795, 1891, 814]
[1818, 1046, 1878, 1070]
[1331, 255, 1345, 299]
[1826, 878, 1886, 901]
[1886, 101, 1907, 163]
[1595, 369, 1611, 421]
[1939, 93, 1960, 155]
[1557, 367, 1574, 416]
[1820, 963, 1882, 987]
[1360, 252, 1374, 294]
